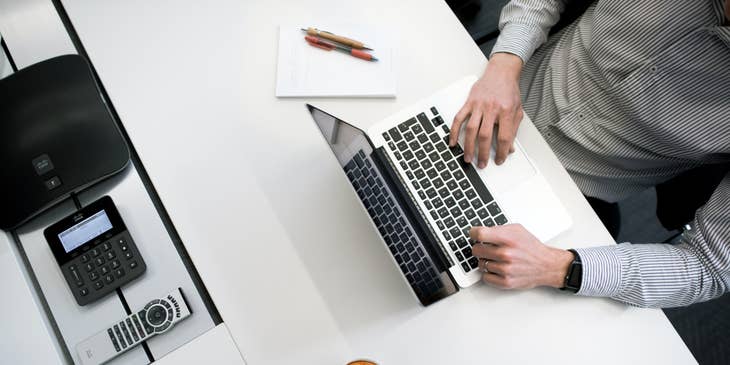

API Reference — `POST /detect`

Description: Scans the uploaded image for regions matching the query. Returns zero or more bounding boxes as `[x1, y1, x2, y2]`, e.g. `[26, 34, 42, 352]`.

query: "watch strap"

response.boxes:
[560, 249, 582, 293]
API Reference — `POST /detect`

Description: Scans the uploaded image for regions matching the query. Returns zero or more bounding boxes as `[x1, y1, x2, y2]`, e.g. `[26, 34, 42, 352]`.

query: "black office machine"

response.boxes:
[44, 196, 146, 305]
[0, 55, 130, 230]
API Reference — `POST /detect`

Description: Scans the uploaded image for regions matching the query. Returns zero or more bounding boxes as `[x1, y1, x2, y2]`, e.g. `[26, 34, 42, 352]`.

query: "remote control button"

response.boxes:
[85, 263, 94, 272]
[104, 274, 115, 284]
[114, 268, 125, 278]
[79, 288, 89, 296]
[132, 315, 146, 339]
[120, 321, 133, 345]
[105, 251, 116, 260]
[80, 254, 90, 263]
[108, 329, 121, 352]
[94, 281, 104, 290]
[162, 301, 172, 311]
[146, 305, 168, 326]
[110, 260, 120, 269]
[100, 266, 110, 275]
[76, 280, 84, 287]
[91, 248, 100, 257]
[95, 257, 106, 266]
[129, 261, 138, 269]
[102, 242, 112, 251]
[124, 251, 133, 260]
[114, 325, 126, 348]
[156, 320, 172, 333]
[126, 318, 139, 342]
[69, 264, 77, 271]
[117, 238, 127, 246]
[89, 271, 100, 281]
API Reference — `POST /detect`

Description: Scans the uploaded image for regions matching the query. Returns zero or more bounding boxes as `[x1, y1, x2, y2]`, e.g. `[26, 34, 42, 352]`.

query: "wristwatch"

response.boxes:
[561, 249, 582, 293]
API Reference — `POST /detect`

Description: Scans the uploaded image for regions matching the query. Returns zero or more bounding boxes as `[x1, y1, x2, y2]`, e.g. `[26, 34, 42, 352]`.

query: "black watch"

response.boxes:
[560, 249, 582, 293]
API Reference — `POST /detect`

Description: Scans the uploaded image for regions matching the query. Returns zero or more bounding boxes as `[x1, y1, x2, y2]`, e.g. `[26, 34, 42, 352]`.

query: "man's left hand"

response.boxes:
[470, 224, 574, 290]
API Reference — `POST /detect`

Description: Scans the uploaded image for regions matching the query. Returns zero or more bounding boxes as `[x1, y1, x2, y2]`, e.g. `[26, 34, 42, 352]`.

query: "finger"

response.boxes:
[469, 226, 511, 246]
[509, 143, 515, 153]
[471, 242, 500, 260]
[479, 259, 506, 275]
[450, 103, 471, 146]
[495, 109, 517, 165]
[482, 272, 507, 288]
[476, 108, 497, 168]
[462, 109, 483, 164]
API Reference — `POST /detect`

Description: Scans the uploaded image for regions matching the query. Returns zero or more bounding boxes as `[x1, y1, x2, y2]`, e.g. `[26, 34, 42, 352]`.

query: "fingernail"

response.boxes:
[465, 154, 472, 163]
[496, 158, 504, 165]
[478, 162, 486, 169]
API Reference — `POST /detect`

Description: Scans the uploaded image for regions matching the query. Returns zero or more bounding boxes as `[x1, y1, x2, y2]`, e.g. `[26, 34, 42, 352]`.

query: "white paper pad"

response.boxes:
[275, 25, 396, 98]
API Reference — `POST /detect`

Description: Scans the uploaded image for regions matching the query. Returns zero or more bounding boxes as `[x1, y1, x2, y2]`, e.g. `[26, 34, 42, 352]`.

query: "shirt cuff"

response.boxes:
[490, 23, 547, 64]
[573, 245, 624, 297]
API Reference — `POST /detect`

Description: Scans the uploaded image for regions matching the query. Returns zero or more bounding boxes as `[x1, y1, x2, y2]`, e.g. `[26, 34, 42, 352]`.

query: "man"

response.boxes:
[453, 0, 730, 307]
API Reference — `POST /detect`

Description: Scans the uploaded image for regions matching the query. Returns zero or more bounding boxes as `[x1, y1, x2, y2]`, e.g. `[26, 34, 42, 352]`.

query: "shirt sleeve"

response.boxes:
[573, 173, 730, 308]
[490, 0, 568, 63]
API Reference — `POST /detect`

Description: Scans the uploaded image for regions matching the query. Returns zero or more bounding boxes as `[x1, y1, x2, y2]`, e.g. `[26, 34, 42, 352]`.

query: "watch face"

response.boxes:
[567, 262, 583, 291]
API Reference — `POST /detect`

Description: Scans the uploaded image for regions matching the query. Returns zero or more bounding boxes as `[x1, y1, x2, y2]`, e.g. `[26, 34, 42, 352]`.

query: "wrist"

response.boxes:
[487, 52, 523, 82]
[542, 248, 575, 288]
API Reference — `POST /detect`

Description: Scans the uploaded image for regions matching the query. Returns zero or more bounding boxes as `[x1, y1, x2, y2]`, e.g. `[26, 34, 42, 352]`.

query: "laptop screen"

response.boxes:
[307, 105, 372, 167]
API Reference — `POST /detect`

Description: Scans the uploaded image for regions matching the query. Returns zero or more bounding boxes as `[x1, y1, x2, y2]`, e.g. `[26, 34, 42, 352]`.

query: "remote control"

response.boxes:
[76, 288, 192, 365]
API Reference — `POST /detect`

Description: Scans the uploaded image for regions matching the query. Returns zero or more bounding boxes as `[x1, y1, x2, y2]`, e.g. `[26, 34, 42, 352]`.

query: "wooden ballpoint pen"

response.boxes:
[301, 27, 374, 51]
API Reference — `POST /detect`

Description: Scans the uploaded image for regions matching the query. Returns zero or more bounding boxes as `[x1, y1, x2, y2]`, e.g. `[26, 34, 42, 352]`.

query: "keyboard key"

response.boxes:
[444, 197, 455, 207]
[432, 115, 445, 126]
[424, 200, 433, 210]
[432, 197, 444, 208]
[417, 112, 434, 133]
[419, 178, 431, 189]
[456, 216, 467, 227]
[415, 150, 426, 160]
[419, 190, 427, 200]
[418, 134, 429, 144]
[432, 178, 444, 188]
[403, 150, 414, 160]
[446, 180, 458, 191]
[487, 202, 502, 216]
[434, 161, 446, 171]
[406, 171, 414, 180]
[444, 217, 456, 227]
[440, 170, 452, 180]
[470, 218, 481, 227]
[471, 198, 483, 209]
[449, 241, 458, 251]
[455, 251, 464, 261]
[412, 124, 423, 134]
[494, 214, 508, 225]
[430, 106, 439, 115]
[442, 125, 450, 134]
[450, 143, 464, 156]
[401, 117, 417, 131]
[468, 256, 479, 269]
[453, 190, 464, 200]
[397, 141, 408, 151]
[426, 169, 438, 179]
[423, 143, 434, 153]
[428, 151, 440, 162]
[388, 141, 396, 150]
[430, 133, 441, 143]
[409, 141, 421, 151]
[421, 160, 433, 169]
[403, 131, 414, 141]
[408, 160, 419, 170]
[426, 188, 437, 198]
[414, 169, 425, 179]
[459, 179, 471, 190]
[447, 160, 459, 171]
[483, 218, 495, 227]
[465, 209, 476, 219]
[394, 151, 402, 160]
[438, 207, 449, 218]
[442, 230, 452, 240]
[436, 220, 445, 230]
[458, 199, 470, 210]
[430, 211, 439, 220]
[465, 189, 477, 200]
[383, 132, 391, 141]
[440, 151, 452, 162]
[456, 237, 468, 248]
[450, 207, 462, 217]
[461, 262, 471, 272]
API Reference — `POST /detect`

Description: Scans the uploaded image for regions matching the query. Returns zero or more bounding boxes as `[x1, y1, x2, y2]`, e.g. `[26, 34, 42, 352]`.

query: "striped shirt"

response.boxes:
[492, 0, 730, 307]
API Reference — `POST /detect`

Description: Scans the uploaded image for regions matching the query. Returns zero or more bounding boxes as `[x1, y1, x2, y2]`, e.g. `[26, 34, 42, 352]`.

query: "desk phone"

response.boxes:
[44, 196, 146, 306]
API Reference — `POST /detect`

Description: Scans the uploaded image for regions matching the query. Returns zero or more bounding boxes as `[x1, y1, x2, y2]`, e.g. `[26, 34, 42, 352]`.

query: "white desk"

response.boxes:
[27, 0, 697, 363]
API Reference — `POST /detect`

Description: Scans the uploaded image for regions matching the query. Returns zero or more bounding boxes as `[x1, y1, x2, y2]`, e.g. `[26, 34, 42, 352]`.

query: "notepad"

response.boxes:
[275, 25, 396, 98]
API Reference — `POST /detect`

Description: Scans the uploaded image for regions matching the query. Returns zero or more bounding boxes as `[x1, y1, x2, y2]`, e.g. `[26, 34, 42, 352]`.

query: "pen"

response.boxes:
[301, 27, 373, 51]
[304, 35, 378, 62]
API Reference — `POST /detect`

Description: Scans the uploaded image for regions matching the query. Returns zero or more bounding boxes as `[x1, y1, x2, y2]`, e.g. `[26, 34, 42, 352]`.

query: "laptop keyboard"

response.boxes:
[345, 151, 444, 298]
[382, 107, 508, 274]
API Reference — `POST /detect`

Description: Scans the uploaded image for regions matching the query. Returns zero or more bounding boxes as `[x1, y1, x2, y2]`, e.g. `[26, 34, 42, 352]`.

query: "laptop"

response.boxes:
[308, 75, 571, 305]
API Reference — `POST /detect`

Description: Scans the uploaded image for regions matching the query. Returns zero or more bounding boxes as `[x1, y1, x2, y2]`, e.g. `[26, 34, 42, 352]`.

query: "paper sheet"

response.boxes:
[275, 25, 396, 98]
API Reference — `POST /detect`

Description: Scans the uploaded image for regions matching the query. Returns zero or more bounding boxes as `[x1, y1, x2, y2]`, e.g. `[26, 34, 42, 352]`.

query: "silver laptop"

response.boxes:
[308, 75, 571, 305]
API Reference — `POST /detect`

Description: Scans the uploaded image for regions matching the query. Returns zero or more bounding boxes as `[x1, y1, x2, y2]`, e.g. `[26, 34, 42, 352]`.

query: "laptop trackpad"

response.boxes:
[473, 140, 536, 194]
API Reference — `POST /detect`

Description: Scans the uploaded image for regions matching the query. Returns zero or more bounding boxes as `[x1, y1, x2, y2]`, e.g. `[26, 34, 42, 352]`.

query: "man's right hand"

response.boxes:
[449, 53, 524, 169]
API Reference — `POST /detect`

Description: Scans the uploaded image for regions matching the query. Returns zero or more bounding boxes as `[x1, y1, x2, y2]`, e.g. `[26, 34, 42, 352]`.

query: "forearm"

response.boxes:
[491, 0, 568, 63]
[575, 176, 730, 308]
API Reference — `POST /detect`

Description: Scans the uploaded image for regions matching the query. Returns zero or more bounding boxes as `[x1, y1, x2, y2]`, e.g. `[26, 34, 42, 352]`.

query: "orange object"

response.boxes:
[304, 36, 378, 62]
[303, 27, 373, 50]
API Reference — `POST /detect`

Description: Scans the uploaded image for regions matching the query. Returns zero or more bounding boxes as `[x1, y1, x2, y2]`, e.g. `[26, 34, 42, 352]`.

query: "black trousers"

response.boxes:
[585, 196, 621, 239]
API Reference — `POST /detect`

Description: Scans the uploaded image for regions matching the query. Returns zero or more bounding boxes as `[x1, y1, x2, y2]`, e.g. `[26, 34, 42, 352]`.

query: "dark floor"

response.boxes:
[447, 1, 730, 364]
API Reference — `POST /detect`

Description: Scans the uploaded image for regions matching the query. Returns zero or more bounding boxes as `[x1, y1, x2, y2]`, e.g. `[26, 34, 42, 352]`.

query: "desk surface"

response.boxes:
[60, 0, 695, 363]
